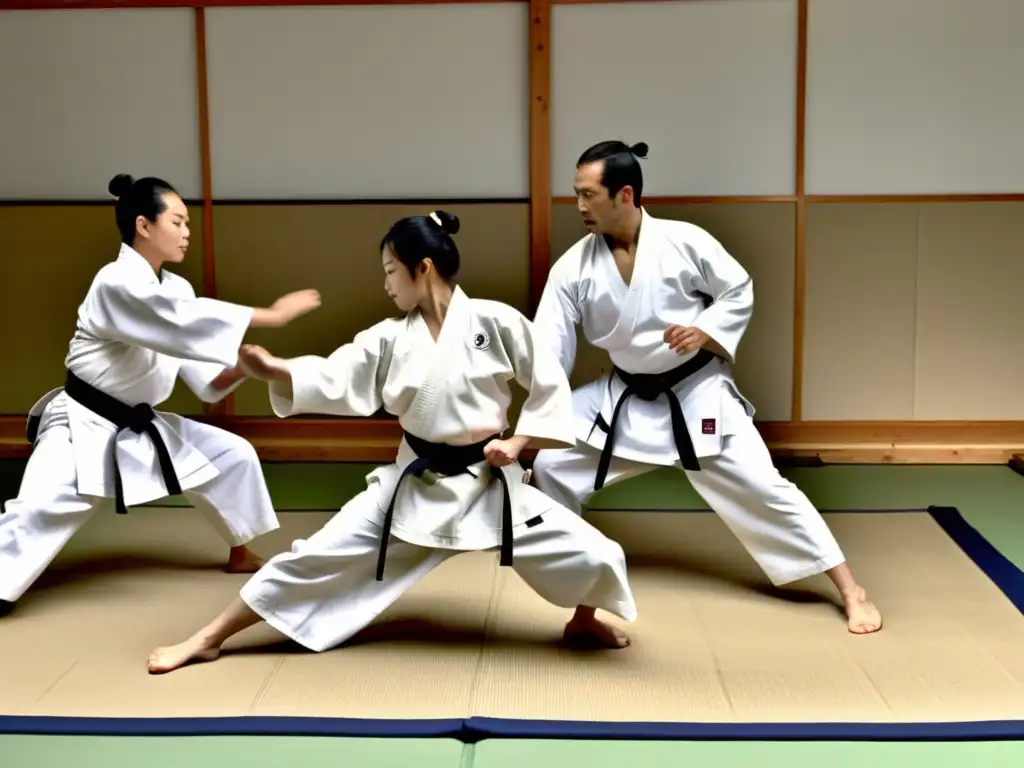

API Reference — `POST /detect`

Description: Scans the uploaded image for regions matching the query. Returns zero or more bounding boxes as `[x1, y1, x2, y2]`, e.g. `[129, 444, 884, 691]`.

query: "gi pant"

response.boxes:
[532, 389, 846, 587]
[239, 485, 638, 652]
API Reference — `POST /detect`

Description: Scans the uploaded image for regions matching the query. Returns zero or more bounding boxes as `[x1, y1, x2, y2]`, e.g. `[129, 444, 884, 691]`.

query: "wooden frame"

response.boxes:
[193, 7, 233, 421]
[1, 414, 1021, 464]
[2, 0, 1022, 464]
[528, 0, 551, 315]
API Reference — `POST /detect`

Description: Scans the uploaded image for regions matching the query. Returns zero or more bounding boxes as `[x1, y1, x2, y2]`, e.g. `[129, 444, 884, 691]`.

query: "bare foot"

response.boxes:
[843, 586, 882, 634]
[148, 634, 222, 674]
[226, 546, 264, 574]
[563, 612, 630, 649]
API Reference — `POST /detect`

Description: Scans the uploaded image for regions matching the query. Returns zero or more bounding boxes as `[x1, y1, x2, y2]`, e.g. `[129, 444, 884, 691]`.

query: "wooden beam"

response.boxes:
[552, 195, 798, 205]
[1, 1, 524, 9]
[805, 193, 1024, 203]
[193, 7, 233, 421]
[3, 417, 1021, 464]
[550, 0, 694, 4]
[791, 0, 807, 422]
[6, 0, 700, 8]
[4, 417, 1019, 445]
[528, 0, 552, 314]
[196, 7, 215, 305]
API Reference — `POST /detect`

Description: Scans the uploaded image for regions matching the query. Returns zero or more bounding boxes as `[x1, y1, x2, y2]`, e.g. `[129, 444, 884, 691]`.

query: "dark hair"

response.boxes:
[108, 173, 179, 245]
[576, 140, 648, 207]
[379, 210, 461, 281]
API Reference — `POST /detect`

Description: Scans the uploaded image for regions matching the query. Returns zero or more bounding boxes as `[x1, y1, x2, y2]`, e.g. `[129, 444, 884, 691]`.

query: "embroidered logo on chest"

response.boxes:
[471, 331, 490, 351]
[701, 418, 716, 435]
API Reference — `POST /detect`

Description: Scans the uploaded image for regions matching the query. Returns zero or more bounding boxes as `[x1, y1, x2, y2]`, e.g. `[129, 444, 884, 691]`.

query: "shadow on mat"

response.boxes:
[226, 618, 493, 656]
[219, 616, 616, 663]
[21, 553, 236, 596]
[22, 552, 839, 616]
[624, 554, 839, 607]
[216, 595, 627, 662]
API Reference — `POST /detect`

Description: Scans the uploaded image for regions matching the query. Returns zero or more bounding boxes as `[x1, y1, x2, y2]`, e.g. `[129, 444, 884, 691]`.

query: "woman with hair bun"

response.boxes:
[0, 173, 321, 616]
[148, 209, 637, 673]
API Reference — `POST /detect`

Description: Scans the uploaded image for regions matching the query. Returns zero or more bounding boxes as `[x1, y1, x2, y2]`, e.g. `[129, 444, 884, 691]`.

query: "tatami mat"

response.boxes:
[474, 511, 1024, 731]
[1, 506, 1022, 740]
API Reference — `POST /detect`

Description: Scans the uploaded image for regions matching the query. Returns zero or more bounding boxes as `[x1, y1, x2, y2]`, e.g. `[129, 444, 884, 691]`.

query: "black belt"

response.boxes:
[376, 431, 512, 581]
[594, 348, 716, 491]
[62, 371, 183, 515]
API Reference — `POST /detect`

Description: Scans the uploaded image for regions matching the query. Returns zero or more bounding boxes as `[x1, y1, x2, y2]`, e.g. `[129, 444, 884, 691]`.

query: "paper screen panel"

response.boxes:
[204, 4, 529, 200]
[550, 0, 798, 197]
[0, 9, 201, 201]
[805, 0, 1024, 194]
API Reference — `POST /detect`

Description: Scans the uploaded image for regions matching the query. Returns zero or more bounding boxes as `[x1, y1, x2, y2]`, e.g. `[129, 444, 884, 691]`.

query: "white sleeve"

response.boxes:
[268, 320, 397, 418]
[177, 359, 247, 403]
[686, 233, 754, 363]
[531, 254, 581, 377]
[500, 311, 578, 450]
[83, 277, 253, 368]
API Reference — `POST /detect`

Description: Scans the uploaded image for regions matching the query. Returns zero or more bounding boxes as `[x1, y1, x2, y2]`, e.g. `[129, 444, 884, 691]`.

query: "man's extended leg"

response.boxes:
[531, 441, 653, 515]
[685, 395, 882, 634]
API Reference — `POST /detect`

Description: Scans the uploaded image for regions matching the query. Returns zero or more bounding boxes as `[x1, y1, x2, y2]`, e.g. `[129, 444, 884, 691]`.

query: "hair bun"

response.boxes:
[629, 142, 649, 159]
[108, 173, 134, 198]
[433, 209, 461, 236]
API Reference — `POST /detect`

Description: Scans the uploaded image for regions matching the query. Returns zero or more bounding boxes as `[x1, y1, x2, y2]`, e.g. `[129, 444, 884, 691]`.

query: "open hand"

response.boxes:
[271, 289, 321, 325]
[664, 324, 709, 355]
[238, 344, 289, 381]
[483, 438, 521, 468]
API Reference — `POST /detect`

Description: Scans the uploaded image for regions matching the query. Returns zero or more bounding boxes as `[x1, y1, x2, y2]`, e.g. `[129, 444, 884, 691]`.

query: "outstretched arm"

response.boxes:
[240, 321, 397, 419]
[84, 278, 321, 368]
[178, 359, 248, 403]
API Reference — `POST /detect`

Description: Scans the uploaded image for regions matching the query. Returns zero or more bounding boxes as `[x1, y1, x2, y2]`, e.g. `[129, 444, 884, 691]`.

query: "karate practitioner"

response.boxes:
[148, 209, 637, 674]
[0, 174, 321, 617]
[530, 141, 882, 634]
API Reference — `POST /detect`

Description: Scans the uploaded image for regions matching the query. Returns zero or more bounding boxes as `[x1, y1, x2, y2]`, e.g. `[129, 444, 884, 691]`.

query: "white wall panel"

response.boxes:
[805, 0, 1024, 194]
[0, 10, 202, 201]
[550, 0, 798, 197]
[204, 4, 529, 200]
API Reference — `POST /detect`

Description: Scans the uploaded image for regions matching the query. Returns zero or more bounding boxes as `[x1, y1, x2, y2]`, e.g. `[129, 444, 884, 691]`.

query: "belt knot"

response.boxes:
[126, 402, 155, 433]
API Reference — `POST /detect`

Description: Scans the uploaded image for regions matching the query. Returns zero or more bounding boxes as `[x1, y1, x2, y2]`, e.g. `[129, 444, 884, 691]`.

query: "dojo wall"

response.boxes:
[0, 0, 1021, 462]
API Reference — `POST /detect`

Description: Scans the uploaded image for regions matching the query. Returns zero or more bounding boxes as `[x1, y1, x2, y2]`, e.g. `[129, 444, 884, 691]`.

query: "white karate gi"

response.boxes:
[0, 244, 280, 603]
[236, 286, 637, 652]
[530, 209, 845, 587]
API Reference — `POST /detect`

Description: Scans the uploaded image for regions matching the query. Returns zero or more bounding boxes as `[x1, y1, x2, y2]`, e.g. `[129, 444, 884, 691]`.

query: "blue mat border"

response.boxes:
[926, 505, 1024, 614]
[2, 715, 1023, 742]
[2, 505, 1022, 742]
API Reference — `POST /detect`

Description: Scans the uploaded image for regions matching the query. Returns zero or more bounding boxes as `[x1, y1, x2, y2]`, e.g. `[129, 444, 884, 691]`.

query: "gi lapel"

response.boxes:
[588, 208, 658, 352]
[403, 285, 472, 427]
